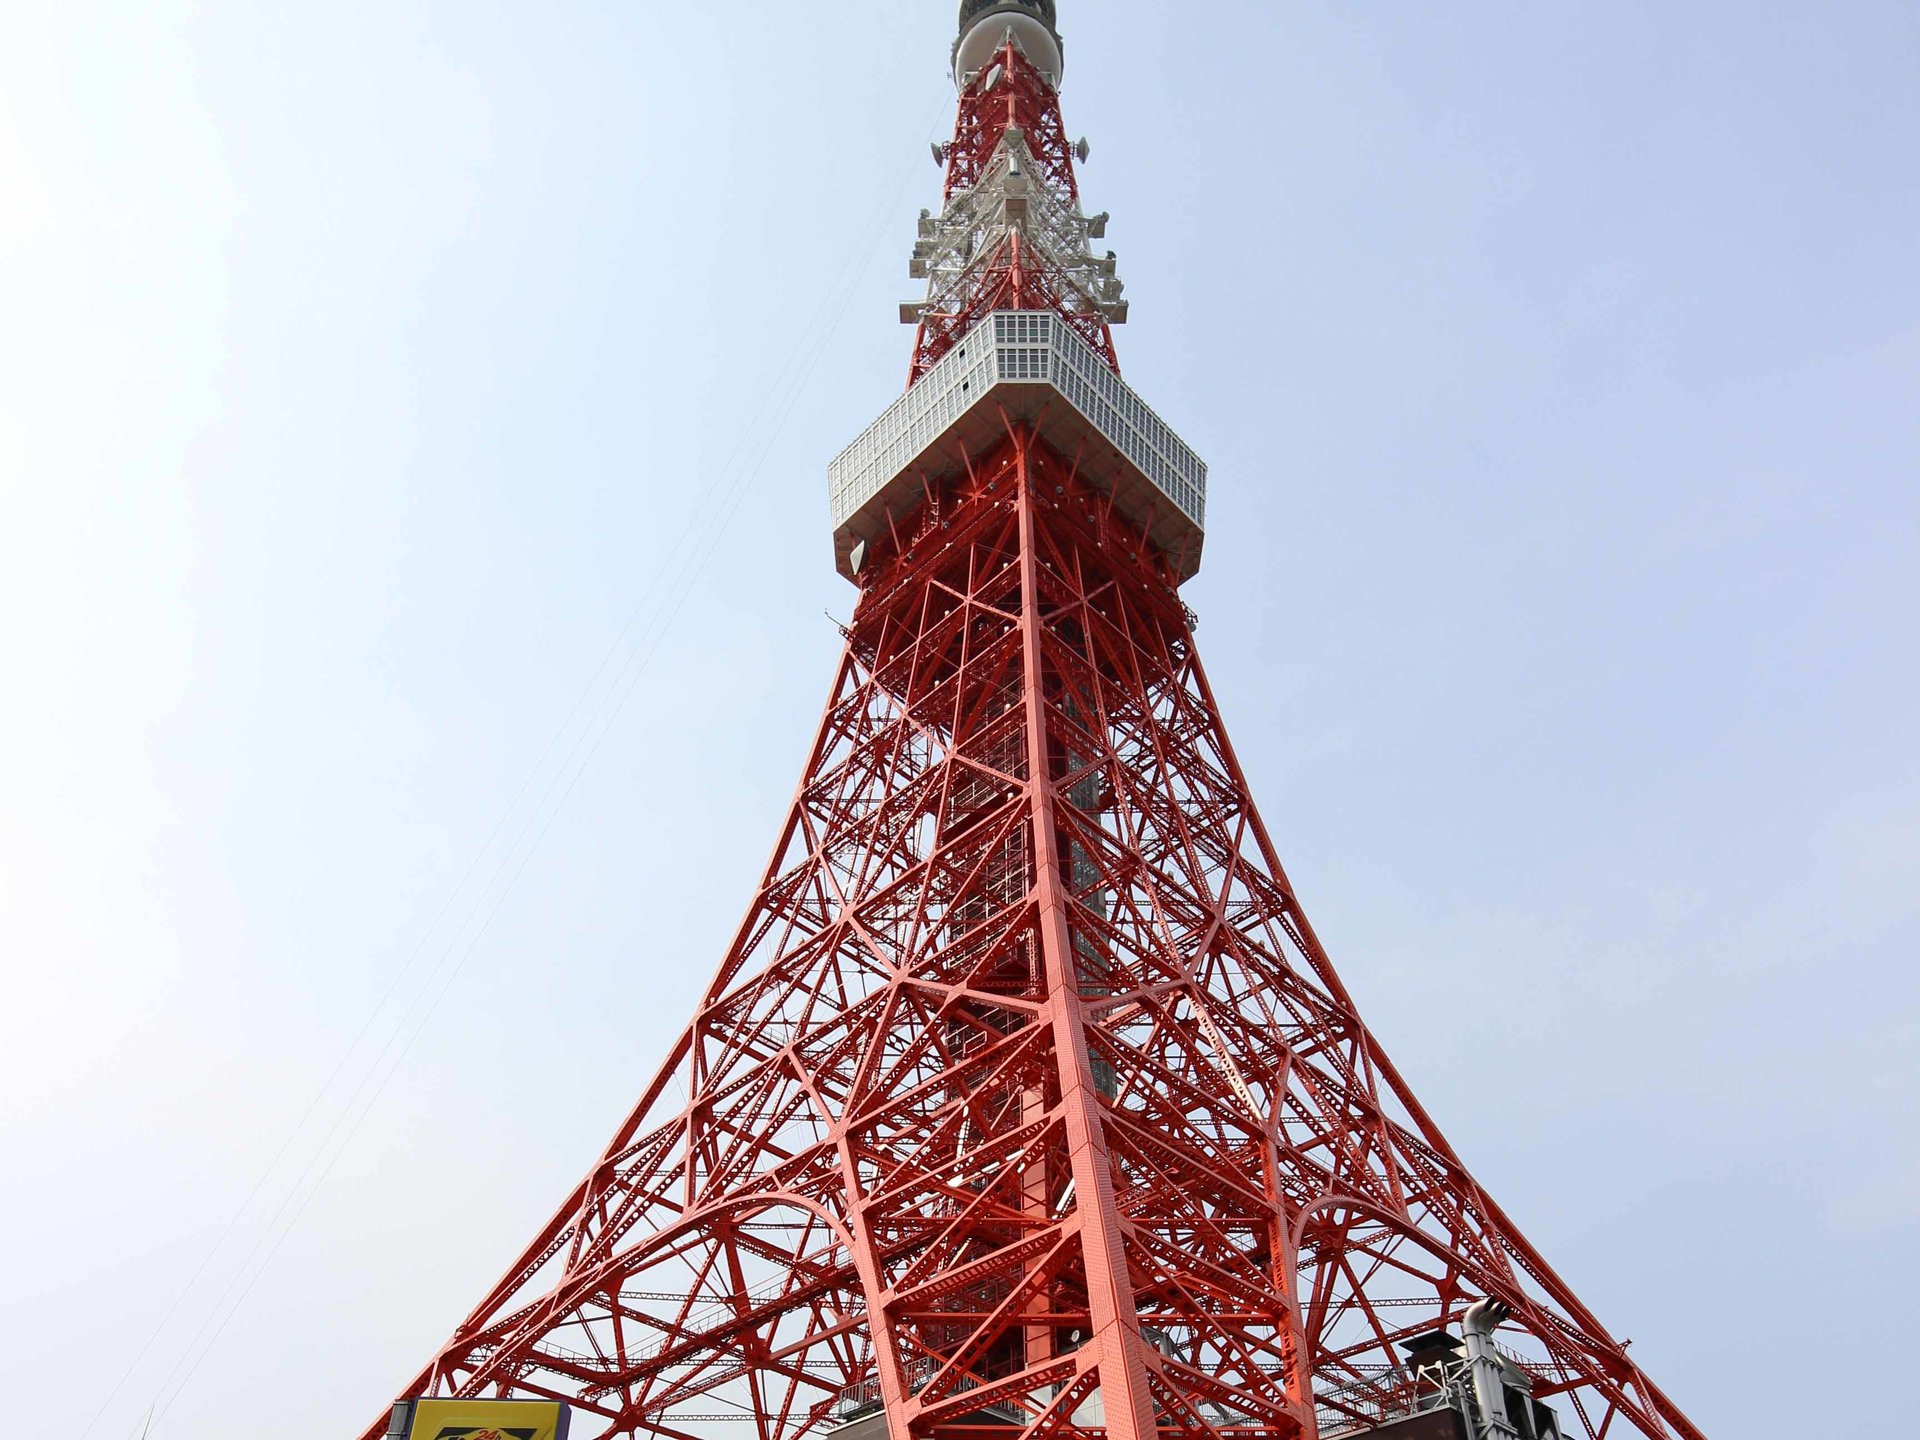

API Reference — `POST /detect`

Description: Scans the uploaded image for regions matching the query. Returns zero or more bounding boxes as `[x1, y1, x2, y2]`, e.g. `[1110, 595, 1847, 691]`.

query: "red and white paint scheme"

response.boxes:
[365, 7, 1709, 1440]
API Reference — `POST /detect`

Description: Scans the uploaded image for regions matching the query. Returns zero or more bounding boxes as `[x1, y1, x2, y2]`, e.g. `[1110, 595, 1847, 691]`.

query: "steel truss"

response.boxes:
[364, 429, 1705, 1440]
[911, 42, 1122, 385]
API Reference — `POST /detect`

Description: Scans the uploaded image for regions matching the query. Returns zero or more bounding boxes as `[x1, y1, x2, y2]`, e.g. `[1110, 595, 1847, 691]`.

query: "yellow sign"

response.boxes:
[408, 1399, 570, 1440]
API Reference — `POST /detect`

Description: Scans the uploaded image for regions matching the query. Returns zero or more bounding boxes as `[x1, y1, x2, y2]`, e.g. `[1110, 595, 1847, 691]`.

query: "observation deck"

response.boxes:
[829, 311, 1207, 583]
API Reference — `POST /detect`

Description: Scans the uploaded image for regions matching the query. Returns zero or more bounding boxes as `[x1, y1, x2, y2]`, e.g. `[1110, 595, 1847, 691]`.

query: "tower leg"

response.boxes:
[1015, 443, 1158, 1440]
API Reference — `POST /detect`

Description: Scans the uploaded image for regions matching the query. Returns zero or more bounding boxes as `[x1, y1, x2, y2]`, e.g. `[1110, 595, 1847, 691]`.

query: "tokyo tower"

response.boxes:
[368, 6, 1708, 1440]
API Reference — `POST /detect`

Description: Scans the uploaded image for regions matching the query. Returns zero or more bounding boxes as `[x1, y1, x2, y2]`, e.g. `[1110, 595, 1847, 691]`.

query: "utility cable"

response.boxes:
[135, 103, 947, 1437]
[77, 740, 560, 1440]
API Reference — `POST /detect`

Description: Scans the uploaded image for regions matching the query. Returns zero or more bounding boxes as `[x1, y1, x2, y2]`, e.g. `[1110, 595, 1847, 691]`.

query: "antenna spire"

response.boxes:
[912, 7, 1118, 386]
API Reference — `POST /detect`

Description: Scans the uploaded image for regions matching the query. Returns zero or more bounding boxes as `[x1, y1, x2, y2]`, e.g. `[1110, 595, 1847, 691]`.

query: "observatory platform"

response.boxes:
[829, 310, 1207, 582]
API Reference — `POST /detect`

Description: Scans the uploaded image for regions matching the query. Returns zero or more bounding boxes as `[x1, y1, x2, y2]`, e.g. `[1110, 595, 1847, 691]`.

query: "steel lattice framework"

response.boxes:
[909, 41, 1123, 384]
[365, 9, 1708, 1440]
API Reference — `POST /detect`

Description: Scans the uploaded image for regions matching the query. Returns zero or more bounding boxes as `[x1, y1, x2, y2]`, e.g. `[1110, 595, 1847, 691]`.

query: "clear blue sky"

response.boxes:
[2, 4, 1914, 1437]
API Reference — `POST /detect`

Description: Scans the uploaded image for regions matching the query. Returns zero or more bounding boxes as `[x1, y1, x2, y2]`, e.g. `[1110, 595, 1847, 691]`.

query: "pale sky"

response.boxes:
[2, 4, 1915, 1438]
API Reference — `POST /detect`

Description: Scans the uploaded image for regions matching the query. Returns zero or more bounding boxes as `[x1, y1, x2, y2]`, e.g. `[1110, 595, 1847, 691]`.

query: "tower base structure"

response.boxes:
[362, 427, 1703, 1440]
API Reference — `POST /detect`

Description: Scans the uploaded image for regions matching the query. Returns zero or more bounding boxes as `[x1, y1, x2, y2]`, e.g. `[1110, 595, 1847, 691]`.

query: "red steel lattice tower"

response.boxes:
[366, 7, 1709, 1440]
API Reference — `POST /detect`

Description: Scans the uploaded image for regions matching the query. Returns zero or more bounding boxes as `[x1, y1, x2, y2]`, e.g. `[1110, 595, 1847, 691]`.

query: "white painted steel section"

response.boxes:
[910, 129, 1126, 336]
[829, 311, 1205, 533]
